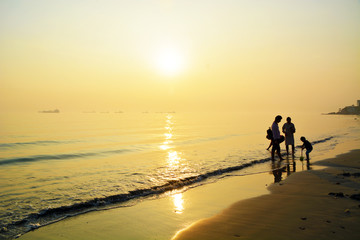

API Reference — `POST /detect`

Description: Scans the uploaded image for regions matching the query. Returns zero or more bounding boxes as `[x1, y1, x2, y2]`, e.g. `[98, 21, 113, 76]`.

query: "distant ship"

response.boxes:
[38, 109, 60, 113]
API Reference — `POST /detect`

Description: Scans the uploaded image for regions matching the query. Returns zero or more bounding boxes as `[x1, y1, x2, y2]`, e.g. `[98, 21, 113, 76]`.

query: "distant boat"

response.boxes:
[38, 109, 60, 113]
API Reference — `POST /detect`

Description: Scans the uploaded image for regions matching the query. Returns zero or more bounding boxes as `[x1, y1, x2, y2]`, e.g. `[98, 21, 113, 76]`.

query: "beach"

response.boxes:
[2, 112, 357, 239]
[15, 138, 360, 240]
[2, 1, 360, 239]
[173, 147, 360, 240]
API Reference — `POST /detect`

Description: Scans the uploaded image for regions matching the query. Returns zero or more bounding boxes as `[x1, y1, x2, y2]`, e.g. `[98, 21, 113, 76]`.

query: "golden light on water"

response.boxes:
[160, 114, 174, 150]
[161, 114, 185, 214]
[164, 133, 173, 139]
[172, 193, 184, 214]
[160, 144, 171, 150]
[167, 150, 181, 167]
[160, 114, 184, 170]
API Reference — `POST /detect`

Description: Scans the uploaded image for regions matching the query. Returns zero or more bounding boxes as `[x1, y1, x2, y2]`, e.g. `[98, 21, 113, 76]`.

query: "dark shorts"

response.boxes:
[272, 141, 280, 152]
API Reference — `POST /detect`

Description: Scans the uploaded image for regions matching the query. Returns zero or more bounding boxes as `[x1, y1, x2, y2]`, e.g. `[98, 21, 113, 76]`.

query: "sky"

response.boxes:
[1, 0, 359, 113]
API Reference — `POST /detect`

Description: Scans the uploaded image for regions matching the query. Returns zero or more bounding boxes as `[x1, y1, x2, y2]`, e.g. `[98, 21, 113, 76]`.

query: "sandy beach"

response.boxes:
[18, 165, 275, 240]
[2, 1, 359, 239]
[173, 149, 360, 240]
[15, 138, 359, 240]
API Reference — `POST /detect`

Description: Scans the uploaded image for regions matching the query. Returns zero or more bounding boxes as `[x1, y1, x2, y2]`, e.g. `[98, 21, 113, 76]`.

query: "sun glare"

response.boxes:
[155, 47, 184, 76]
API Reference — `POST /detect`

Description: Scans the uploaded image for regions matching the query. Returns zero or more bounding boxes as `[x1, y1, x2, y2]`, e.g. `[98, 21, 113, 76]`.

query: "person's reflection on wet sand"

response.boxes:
[286, 159, 296, 177]
[272, 162, 286, 183]
[306, 159, 311, 170]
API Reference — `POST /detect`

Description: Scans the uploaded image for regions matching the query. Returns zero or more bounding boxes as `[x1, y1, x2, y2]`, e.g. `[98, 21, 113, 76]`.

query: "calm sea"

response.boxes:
[0, 111, 359, 239]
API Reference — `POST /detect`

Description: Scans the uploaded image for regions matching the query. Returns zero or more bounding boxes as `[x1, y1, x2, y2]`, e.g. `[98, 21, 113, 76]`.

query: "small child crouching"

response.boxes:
[300, 136, 313, 160]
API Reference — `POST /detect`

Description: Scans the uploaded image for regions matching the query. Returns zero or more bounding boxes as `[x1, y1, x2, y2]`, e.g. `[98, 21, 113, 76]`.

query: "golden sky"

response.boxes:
[1, 0, 359, 113]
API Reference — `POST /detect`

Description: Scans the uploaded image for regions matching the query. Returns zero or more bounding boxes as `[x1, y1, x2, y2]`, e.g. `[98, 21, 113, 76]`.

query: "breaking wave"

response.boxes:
[0, 136, 336, 239]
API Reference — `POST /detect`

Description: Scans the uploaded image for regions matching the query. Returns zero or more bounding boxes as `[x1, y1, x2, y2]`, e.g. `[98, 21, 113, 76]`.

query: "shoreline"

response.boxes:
[18, 166, 276, 240]
[17, 139, 360, 240]
[173, 148, 360, 240]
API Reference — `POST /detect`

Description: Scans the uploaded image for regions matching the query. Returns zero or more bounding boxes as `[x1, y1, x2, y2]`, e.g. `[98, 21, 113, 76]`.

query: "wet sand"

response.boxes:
[18, 140, 360, 240]
[19, 164, 276, 240]
[173, 149, 360, 240]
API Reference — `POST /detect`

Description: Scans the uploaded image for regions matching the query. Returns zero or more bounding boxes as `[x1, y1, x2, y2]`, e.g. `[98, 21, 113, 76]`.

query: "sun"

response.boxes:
[155, 46, 184, 76]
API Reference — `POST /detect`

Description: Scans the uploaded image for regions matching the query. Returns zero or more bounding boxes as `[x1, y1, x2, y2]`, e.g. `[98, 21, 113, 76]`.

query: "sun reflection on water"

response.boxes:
[160, 114, 187, 215]
[172, 193, 184, 214]
[167, 150, 181, 166]
[160, 144, 171, 150]
[160, 114, 174, 151]
[159, 114, 187, 174]
[164, 133, 173, 139]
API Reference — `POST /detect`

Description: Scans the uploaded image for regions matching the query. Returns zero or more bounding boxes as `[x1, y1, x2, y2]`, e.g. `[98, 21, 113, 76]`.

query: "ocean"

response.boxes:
[0, 111, 359, 239]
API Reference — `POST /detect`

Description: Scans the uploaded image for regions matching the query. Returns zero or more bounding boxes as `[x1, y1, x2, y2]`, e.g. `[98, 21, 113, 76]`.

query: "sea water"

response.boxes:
[0, 111, 359, 239]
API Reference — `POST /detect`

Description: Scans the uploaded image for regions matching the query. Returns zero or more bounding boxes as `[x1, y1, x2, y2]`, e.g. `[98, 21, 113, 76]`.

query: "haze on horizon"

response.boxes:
[1, 0, 359, 113]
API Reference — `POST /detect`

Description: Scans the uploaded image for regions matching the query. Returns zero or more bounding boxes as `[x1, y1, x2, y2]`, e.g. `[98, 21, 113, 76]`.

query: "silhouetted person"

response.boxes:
[271, 115, 284, 161]
[266, 128, 273, 150]
[300, 136, 313, 160]
[266, 139, 273, 151]
[282, 117, 296, 156]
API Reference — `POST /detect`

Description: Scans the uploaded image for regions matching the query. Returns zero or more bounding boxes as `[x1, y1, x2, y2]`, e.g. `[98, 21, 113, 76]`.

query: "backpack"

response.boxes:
[266, 128, 273, 140]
